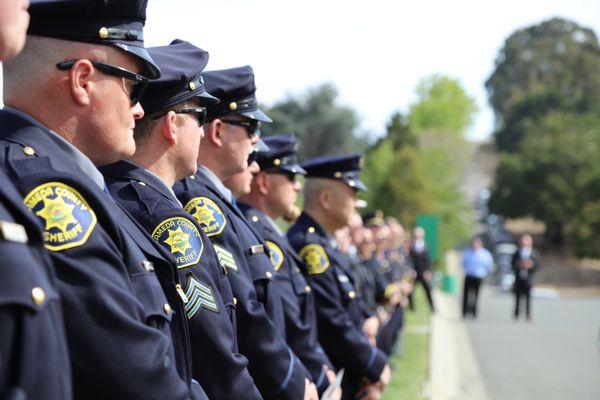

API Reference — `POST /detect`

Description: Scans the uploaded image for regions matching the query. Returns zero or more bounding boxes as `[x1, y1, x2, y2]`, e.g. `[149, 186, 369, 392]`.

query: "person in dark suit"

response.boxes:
[512, 234, 540, 320]
[408, 227, 435, 312]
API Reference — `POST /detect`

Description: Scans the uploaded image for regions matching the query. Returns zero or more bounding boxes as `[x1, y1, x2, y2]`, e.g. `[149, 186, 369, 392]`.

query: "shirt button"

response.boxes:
[348, 291, 356, 299]
[266, 271, 273, 279]
[163, 303, 171, 315]
[308, 227, 315, 233]
[305, 285, 311, 293]
[233, 297, 238, 306]
[31, 287, 46, 306]
[22, 146, 36, 156]
[252, 216, 259, 222]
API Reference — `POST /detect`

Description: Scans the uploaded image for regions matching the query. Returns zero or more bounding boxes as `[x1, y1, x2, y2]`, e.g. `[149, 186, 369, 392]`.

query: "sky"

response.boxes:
[142, 0, 600, 142]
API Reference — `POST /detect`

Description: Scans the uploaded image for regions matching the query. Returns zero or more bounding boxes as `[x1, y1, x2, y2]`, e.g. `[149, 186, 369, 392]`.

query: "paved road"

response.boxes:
[465, 286, 600, 400]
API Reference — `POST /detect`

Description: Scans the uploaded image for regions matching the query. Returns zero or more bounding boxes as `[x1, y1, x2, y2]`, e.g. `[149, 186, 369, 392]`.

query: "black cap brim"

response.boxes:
[345, 178, 367, 192]
[113, 42, 161, 79]
[281, 164, 307, 175]
[240, 108, 272, 123]
[196, 90, 220, 106]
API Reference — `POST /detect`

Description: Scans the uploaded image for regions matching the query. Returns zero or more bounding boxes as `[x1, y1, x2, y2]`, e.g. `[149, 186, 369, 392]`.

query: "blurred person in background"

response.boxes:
[461, 237, 494, 318]
[512, 234, 540, 320]
[409, 227, 435, 312]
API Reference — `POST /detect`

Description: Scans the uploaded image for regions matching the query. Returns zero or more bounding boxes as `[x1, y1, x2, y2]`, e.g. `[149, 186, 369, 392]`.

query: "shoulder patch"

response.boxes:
[299, 244, 330, 275]
[184, 276, 219, 319]
[183, 196, 227, 237]
[265, 240, 284, 271]
[151, 217, 203, 269]
[23, 182, 97, 251]
[213, 244, 238, 273]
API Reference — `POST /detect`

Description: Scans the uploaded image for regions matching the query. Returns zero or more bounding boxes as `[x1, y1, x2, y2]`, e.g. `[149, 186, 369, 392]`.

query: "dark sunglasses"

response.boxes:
[56, 60, 149, 106]
[152, 107, 207, 126]
[269, 170, 298, 183]
[220, 119, 260, 138]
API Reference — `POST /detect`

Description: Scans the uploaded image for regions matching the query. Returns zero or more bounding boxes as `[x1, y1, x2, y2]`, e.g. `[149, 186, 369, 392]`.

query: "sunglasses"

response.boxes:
[152, 107, 207, 126]
[56, 59, 149, 106]
[220, 119, 260, 138]
[269, 170, 299, 183]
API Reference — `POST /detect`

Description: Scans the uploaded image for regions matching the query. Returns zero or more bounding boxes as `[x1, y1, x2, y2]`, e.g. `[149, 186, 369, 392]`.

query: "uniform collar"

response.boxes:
[195, 164, 233, 203]
[2, 106, 106, 190]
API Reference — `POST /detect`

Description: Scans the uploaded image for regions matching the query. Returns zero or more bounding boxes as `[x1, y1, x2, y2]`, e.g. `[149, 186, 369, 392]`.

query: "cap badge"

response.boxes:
[98, 27, 109, 39]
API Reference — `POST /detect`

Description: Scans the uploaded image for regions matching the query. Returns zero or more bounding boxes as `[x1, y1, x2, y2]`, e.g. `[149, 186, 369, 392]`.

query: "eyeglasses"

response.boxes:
[220, 119, 260, 138]
[152, 107, 207, 126]
[269, 170, 299, 183]
[56, 60, 149, 106]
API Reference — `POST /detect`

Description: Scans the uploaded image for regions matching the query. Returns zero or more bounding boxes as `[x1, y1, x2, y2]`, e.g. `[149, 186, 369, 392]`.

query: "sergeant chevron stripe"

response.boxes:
[184, 277, 219, 318]
[213, 244, 238, 272]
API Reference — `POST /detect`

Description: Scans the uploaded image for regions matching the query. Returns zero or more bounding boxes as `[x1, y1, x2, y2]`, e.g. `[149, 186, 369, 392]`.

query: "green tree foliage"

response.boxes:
[486, 17, 600, 152]
[363, 75, 476, 259]
[487, 17, 600, 256]
[490, 112, 600, 250]
[262, 84, 368, 161]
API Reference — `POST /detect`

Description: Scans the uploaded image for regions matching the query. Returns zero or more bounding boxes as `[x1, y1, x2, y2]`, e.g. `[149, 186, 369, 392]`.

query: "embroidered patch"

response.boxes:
[151, 217, 203, 269]
[184, 197, 226, 237]
[23, 182, 97, 251]
[265, 240, 284, 272]
[299, 244, 330, 275]
[213, 244, 238, 272]
[184, 276, 219, 318]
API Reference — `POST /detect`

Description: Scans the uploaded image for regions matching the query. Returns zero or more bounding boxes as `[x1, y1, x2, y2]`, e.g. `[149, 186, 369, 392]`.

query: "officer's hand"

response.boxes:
[355, 383, 381, 400]
[379, 364, 391, 388]
[303, 378, 318, 400]
[362, 316, 380, 346]
[325, 367, 342, 400]
[423, 270, 432, 281]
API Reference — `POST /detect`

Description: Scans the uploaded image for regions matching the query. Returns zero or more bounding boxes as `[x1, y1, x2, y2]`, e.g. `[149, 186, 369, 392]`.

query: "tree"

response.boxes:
[486, 17, 600, 152]
[490, 111, 600, 248]
[262, 84, 368, 161]
[363, 75, 476, 258]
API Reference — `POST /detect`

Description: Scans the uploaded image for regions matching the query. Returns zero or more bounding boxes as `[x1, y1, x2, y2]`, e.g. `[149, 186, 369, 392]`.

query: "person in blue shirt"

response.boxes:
[461, 237, 494, 318]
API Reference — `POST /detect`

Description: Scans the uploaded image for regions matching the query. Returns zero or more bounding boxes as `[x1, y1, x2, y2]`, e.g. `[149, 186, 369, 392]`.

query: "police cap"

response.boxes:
[302, 153, 367, 191]
[202, 65, 272, 123]
[28, 0, 160, 79]
[363, 210, 385, 227]
[256, 134, 306, 175]
[141, 39, 219, 115]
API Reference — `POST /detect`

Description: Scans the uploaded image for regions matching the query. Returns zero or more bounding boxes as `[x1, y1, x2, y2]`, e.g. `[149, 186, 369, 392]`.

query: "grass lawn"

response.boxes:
[382, 286, 431, 400]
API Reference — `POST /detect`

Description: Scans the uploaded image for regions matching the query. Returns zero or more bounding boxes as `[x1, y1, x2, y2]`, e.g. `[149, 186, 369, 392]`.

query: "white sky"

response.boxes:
[144, 0, 600, 141]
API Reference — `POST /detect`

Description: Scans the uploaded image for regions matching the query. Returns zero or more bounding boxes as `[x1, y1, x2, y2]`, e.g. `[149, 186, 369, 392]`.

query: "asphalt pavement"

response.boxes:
[465, 286, 600, 400]
[430, 250, 600, 400]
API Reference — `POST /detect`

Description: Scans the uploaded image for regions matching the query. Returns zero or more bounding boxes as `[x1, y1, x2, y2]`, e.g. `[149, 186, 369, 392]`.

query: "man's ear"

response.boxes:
[160, 111, 178, 146]
[319, 188, 333, 211]
[256, 171, 269, 196]
[204, 119, 224, 148]
[69, 59, 95, 106]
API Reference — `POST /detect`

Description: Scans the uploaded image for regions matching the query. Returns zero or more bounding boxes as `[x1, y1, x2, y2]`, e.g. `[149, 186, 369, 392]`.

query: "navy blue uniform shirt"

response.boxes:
[287, 212, 387, 384]
[174, 167, 310, 400]
[239, 203, 334, 394]
[101, 160, 261, 399]
[0, 108, 203, 400]
[0, 169, 72, 399]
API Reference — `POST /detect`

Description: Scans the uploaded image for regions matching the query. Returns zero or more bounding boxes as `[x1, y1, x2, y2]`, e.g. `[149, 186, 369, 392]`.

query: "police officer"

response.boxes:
[287, 154, 391, 400]
[0, 2, 72, 398]
[174, 67, 316, 400]
[0, 1, 205, 398]
[100, 40, 261, 399]
[232, 134, 341, 399]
